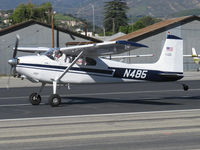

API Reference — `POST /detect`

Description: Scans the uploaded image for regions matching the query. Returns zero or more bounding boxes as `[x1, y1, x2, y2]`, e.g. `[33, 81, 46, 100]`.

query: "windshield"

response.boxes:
[44, 48, 63, 60]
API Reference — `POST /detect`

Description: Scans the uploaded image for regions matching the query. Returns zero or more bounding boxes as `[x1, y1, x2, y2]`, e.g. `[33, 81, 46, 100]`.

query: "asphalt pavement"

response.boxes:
[0, 109, 200, 150]
[0, 72, 200, 149]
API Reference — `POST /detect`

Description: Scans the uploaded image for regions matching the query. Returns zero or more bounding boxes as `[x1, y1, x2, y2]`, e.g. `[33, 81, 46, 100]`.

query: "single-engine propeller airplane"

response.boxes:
[188, 48, 200, 71]
[184, 48, 200, 71]
[8, 34, 188, 107]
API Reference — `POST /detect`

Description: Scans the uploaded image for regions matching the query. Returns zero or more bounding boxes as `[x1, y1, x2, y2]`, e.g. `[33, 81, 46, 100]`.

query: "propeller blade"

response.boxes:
[13, 35, 20, 58]
[7, 34, 20, 89]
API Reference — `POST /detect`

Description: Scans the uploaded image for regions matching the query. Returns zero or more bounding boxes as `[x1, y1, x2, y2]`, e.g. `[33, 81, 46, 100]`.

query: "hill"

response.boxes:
[1, 0, 200, 25]
[169, 8, 200, 17]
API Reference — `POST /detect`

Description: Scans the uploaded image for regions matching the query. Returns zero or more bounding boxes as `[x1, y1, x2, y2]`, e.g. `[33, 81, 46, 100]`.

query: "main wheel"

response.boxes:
[29, 93, 41, 105]
[49, 94, 61, 107]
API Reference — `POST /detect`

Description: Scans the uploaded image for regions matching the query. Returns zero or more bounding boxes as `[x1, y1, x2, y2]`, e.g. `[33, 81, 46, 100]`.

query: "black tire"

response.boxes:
[29, 93, 41, 105]
[183, 84, 189, 91]
[49, 94, 61, 107]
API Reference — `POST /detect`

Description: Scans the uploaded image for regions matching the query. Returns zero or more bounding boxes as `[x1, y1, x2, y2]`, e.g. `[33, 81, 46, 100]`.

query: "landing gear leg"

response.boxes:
[49, 81, 61, 107]
[29, 83, 46, 105]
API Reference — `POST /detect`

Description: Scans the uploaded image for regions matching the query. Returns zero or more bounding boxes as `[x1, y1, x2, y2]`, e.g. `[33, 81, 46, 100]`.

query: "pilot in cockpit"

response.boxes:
[54, 49, 63, 60]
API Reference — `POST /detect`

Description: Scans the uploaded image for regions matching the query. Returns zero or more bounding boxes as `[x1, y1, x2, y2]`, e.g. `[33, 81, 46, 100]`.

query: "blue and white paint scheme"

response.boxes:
[8, 34, 186, 107]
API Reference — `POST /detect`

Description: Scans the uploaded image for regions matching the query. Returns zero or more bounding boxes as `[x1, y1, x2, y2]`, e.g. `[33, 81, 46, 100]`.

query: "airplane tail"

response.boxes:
[155, 34, 183, 73]
[192, 48, 198, 57]
[191, 48, 200, 64]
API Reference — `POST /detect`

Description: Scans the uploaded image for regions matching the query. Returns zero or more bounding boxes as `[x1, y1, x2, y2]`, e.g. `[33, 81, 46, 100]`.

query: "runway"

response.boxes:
[0, 110, 200, 150]
[1, 80, 200, 119]
[0, 79, 200, 149]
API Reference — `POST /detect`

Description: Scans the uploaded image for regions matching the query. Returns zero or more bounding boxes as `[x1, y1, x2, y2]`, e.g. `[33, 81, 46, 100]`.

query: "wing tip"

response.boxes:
[116, 40, 148, 48]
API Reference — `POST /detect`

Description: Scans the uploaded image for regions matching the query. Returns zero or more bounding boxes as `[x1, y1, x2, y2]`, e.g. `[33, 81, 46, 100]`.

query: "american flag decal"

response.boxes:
[166, 47, 173, 51]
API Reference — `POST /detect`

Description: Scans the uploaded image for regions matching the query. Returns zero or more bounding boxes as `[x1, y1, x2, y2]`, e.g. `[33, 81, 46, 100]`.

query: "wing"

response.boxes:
[183, 55, 192, 57]
[16, 47, 50, 53]
[60, 40, 148, 56]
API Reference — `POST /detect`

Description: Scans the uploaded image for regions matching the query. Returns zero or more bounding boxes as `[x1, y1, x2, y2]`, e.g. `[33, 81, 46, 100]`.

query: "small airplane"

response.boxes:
[184, 48, 200, 71]
[8, 34, 188, 107]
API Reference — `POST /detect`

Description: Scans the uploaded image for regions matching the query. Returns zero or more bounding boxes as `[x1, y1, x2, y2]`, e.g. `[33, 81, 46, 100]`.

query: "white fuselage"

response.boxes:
[16, 55, 130, 84]
[16, 52, 182, 84]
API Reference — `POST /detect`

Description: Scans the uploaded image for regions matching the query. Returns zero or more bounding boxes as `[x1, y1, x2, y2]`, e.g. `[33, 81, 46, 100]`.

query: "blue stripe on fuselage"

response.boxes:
[109, 67, 183, 82]
[18, 63, 113, 75]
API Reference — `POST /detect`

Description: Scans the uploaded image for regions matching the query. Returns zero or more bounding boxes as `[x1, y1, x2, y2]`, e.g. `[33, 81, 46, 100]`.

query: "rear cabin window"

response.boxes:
[76, 57, 96, 66]
[86, 57, 96, 66]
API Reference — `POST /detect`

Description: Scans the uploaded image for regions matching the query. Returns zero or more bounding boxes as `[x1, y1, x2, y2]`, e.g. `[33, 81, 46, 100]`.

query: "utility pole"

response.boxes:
[103, 26, 105, 37]
[84, 23, 88, 36]
[51, 11, 56, 48]
[90, 4, 95, 35]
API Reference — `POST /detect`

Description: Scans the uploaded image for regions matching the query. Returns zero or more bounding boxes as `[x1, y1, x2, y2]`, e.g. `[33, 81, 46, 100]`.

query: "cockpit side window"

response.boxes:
[55, 50, 63, 59]
[44, 49, 54, 60]
[44, 48, 63, 60]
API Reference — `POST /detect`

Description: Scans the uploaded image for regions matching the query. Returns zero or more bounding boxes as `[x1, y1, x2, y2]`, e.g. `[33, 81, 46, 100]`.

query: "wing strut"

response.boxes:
[52, 51, 84, 94]
[58, 51, 84, 81]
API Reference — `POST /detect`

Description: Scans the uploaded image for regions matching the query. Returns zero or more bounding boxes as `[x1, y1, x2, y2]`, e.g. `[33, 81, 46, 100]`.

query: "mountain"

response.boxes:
[1, 0, 200, 26]
[169, 8, 200, 17]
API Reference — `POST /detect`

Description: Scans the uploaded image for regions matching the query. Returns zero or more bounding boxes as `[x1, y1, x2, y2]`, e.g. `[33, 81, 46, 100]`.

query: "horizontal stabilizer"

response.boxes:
[158, 72, 184, 81]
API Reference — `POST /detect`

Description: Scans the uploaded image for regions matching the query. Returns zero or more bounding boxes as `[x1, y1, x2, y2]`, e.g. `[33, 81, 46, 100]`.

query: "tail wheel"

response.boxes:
[49, 94, 61, 107]
[183, 84, 189, 91]
[29, 93, 41, 105]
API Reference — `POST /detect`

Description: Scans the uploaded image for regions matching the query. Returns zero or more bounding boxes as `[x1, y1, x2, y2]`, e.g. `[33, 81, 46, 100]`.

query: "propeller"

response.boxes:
[13, 34, 20, 58]
[7, 35, 20, 89]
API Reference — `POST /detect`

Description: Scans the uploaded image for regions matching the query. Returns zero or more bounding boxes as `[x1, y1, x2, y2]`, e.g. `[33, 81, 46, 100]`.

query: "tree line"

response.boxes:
[103, 0, 161, 35]
[9, 2, 52, 24]
[9, 0, 161, 35]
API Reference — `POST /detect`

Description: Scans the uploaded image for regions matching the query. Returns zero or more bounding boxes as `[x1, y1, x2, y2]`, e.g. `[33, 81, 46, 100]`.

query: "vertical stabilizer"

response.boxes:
[155, 34, 183, 73]
[192, 48, 198, 57]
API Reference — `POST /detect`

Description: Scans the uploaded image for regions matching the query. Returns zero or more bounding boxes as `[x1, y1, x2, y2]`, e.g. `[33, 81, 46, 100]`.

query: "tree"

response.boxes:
[9, 4, 27, 24]
[103, 0, 129, 34]
[140, 16, 161, 27]
[9, 2, 52, 24]
[119, 16, 162, 33]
